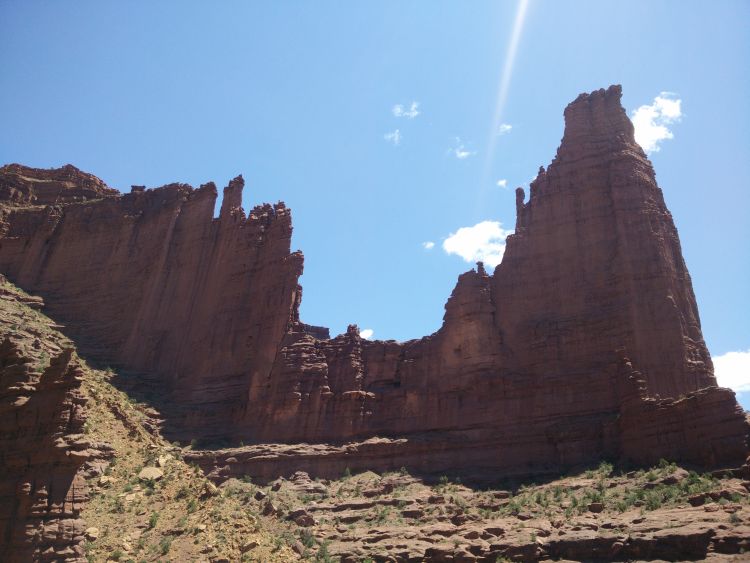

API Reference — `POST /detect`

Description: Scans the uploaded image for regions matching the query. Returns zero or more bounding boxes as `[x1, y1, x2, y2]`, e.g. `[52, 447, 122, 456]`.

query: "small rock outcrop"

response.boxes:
[0, 163, 118, 207]
[0, 86, 747, 483]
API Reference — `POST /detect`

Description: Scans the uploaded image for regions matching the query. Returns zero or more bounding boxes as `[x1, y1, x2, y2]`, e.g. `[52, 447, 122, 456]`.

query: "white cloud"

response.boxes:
[450, 137, 476, 159]
[384, 129, 401, 146]
[496, 179, 508, 188]
[442, 220, 513, 269]
[359, 328, 374, 340]
[497, 123, 513, 135]
[422, 241, 435, 250]
[393, 101, 420, 119]
[714, 349, 750, 392]
[630, 92, 682, 153]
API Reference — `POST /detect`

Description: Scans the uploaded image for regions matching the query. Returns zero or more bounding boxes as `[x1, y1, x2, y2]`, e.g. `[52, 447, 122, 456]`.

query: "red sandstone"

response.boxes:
[0, 86, 746, 484]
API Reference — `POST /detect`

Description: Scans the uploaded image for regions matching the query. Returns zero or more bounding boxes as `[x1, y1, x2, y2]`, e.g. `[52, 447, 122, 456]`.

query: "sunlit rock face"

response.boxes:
[0, 86, 746, 481]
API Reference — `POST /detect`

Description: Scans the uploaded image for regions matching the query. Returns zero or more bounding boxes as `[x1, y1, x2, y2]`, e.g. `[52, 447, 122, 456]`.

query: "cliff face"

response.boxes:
[0, 280, 109, 563]
[0, 166, 302, 440]
[0, 86, 746, 480]
[497, 86, 713, 398]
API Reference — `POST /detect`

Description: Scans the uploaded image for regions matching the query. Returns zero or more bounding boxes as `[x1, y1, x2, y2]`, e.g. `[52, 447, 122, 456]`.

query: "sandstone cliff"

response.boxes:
[0, 279, 111, 562]
[0, 165, 302, 441]
[0, 86, 746, 482]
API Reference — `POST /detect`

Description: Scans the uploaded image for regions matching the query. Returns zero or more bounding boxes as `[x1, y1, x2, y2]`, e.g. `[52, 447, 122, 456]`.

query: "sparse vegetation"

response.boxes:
[159, 535, 173, 555]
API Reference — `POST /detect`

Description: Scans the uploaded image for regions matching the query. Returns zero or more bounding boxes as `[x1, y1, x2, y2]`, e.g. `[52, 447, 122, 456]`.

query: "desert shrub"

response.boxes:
[159, 535, 172, 555]
[299, 528, 316, 548]
[644, 489, 667, 511]
[552, 485, 564, 501]
[316, 540, 333, 563]
[148, 511, 159, 529]
[435, 474, 459, 493]
[658, 458, 677, 472]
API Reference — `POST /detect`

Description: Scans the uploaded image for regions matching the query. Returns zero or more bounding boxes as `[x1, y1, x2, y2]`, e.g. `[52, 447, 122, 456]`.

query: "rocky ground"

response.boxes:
[218, 462, 750, 562]
[2, 276, 750, 562]
[78, 363, 299, 563]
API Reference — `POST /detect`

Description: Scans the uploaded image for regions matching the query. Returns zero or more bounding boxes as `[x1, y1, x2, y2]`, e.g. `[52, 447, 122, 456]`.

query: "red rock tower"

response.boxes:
[495, 85, 715, 398]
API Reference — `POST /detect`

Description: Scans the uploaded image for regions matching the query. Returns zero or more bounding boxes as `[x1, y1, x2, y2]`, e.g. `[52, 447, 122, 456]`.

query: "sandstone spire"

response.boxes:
[497, 84, 714, 398]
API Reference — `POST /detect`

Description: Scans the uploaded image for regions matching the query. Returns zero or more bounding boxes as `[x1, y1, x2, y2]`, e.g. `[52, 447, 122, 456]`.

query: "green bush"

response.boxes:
[148, 511, 159, 529]
[159, 535, 172, 555]
[299, 528, 316, 548]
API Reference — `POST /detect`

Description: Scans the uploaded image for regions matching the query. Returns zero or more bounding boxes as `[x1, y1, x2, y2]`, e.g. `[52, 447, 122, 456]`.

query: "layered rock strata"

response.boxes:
[0, 163, 118, 208]
[207, 468, 750, 562]
[0, 86, 746, 481]
[0, 165, 302, 440]
[0, 280, 109, 562]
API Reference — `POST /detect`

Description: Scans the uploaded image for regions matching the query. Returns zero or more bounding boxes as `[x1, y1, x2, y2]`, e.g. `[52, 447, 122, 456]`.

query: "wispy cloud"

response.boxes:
[714, 349, 750, 392]
[384, 129, 401, 146]
[422, 241, 435, 250]
[450, 137, 476, 159]
[631, 92, 682, 153]
[393, 101, 420, 119]
[496, 179, 508, 188]
[442, 220, 513, 269]
[497, 123, 513, 135]
[359, 328, 374, 340]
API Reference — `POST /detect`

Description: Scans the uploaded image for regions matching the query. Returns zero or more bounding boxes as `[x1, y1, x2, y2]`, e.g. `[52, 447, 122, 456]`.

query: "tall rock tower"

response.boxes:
[494, 85, 714, 398]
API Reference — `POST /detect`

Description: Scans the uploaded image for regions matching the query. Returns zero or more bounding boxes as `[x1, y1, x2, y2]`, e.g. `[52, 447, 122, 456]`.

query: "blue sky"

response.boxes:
[1, 1, 748, 405]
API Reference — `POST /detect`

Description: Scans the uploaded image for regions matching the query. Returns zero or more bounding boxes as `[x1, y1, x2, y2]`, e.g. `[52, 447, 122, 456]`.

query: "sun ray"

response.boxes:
[478, 0, 530, 212]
